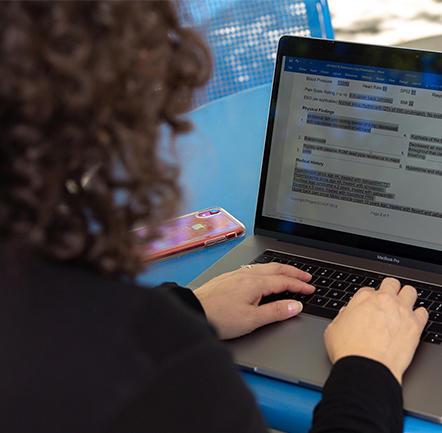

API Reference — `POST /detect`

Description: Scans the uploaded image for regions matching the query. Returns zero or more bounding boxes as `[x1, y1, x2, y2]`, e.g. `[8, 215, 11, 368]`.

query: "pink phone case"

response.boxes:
[134, 208, 245, 263]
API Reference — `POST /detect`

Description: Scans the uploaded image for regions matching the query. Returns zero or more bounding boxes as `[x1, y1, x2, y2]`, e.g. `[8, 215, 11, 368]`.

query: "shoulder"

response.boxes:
[0, 244, 217, 432]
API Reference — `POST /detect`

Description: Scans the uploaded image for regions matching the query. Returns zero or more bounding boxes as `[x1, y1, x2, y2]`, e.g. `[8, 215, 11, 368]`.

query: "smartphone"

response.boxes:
[134, 207, 246, 263]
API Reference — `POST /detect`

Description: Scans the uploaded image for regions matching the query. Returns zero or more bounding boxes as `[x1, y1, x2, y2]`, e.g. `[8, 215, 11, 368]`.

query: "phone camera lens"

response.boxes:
[209, 209, 219, 214]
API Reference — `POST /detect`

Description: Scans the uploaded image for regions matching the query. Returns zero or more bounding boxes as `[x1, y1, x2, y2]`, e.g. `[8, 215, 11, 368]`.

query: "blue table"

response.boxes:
[136, 84, 271, 288]
[136, 84, 442, 433]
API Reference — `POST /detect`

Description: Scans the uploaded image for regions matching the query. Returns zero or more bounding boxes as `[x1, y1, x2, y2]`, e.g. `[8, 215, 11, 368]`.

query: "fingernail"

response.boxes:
[288, 301, 303, 315]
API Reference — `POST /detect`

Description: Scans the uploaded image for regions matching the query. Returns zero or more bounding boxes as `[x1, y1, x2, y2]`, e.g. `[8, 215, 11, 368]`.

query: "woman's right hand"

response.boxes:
[194, 263, 315, 340]
[324, 277, 428, 384]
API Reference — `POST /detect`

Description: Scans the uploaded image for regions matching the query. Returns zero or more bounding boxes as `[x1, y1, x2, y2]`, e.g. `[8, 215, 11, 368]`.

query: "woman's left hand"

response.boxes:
[193, 263, 315, 340]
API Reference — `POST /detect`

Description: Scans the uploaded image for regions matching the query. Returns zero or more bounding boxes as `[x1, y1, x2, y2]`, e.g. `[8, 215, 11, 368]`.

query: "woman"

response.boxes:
[0, 2, 427, 432]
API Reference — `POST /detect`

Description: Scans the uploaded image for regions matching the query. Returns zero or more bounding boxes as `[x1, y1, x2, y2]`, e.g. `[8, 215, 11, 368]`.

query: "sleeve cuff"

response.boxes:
[154, 282, 206, 318]
[312, 356, 403, 433]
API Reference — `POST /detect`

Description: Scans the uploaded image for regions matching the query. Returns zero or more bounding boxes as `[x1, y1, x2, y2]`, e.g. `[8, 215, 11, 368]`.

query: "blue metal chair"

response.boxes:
[176, 0, 334, 105]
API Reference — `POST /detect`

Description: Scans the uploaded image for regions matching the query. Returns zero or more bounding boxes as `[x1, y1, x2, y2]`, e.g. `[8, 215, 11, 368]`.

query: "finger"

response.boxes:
[414, 305, 430, 328]
[377, 277, 401, 294]
[255, 274, 315, 297]
[253, 299, 304, 329]
[240, 262, 312, 282]
[397, 284, 418, 306]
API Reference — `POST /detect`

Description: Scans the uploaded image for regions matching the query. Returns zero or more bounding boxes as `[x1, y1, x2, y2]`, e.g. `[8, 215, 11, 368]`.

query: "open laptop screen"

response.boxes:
[256, 36, 442, 269]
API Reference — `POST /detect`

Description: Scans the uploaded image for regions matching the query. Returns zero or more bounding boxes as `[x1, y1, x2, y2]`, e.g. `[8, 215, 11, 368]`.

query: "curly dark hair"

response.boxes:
[0, 1, 211, 278]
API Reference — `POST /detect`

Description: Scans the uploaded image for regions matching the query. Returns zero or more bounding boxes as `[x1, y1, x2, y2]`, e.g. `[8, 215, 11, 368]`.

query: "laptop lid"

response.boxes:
[254, 35, 442, 275]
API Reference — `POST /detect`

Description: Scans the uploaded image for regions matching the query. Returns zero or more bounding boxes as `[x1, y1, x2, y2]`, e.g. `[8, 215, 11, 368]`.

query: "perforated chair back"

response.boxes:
[176, 0, 334, 106]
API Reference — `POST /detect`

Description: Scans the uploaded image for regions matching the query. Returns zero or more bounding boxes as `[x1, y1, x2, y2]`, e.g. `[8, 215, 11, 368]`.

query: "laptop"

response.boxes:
[188, 35, 442, 424]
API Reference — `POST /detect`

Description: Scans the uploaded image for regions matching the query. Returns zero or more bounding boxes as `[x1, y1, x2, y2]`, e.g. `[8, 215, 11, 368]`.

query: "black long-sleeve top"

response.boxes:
[0, 245, 402, 433]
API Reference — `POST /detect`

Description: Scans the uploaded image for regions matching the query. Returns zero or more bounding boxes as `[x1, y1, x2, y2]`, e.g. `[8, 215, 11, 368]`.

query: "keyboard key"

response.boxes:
[328, 290, 345, 300]
[426, 333, 442, 340]
[427, 322, 442, 334]
[428, 292, 442, 303]
[330, 281, 349, 291]
[417, 289, 431, 299]
[272, 258, 289, 264]
[326, 299, 346, 310]
[345, 284, 362, 293]
[365, 278, 381, 288]
[302, 303, 338, 320]
[403, 280, 437, 292]
[313, 287, 329, 297]
[346, 275, 366, 285]
[333, 271, 350, 280]
[430, 312, 442, 323]
[424, 333, 442, 345]
[401, 279, 417, 287]
[253, 254, 273, 263]
[302, 264, 319, 274]
[295, 293, 314, 303]
[314, 277, 334, 288]
[288, 260, 306, 268]
[414, 299, 433, 310]
[307, 295, 329, 306]
[273, 291, 296, 301]
[316, 268, 334, 278]
[261, 291, 297, 304]
[342, 293, 354, 302]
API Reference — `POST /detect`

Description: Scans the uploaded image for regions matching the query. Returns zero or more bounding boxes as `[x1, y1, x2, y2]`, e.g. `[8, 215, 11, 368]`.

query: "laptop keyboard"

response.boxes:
[253, 250, 442, 346]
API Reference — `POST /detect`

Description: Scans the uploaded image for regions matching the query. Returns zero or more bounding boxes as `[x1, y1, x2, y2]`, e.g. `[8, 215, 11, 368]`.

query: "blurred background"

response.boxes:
[178, 0, 442, 107]
[329, 0, 442, 45]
